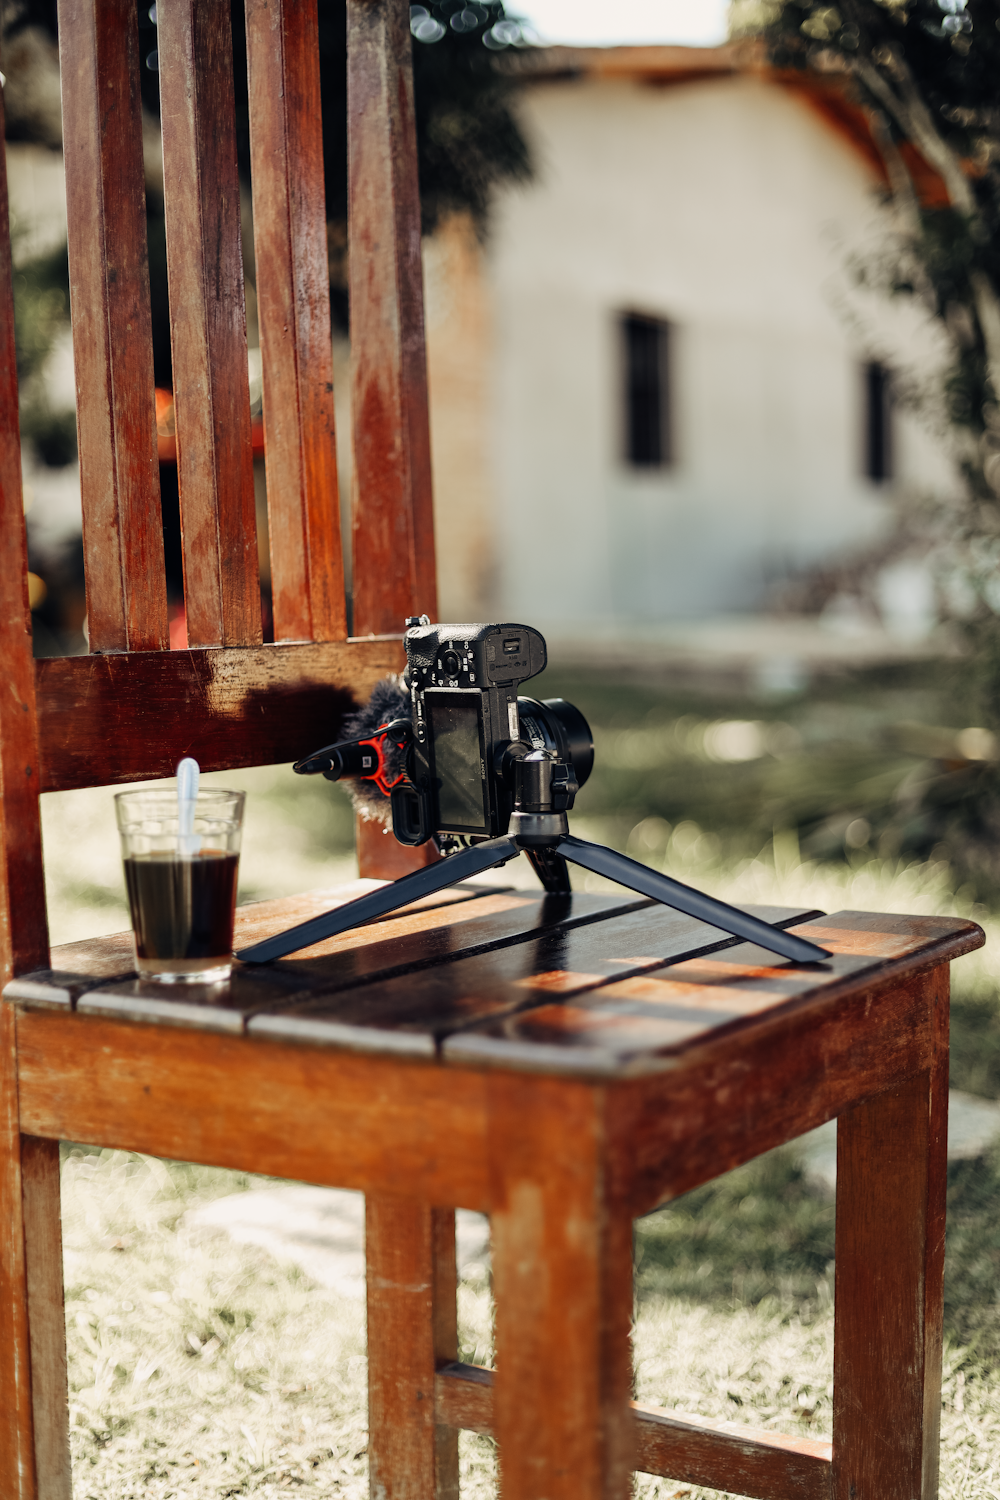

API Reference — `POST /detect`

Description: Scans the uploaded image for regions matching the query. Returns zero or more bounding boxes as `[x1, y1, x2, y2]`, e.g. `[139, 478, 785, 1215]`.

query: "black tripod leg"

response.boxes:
[555, 834, 830, 964]
[239, 835, 521, 962]
[524, 847, 573, 895]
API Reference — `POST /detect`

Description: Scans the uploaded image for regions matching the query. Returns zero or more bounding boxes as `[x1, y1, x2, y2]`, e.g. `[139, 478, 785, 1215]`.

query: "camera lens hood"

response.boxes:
[516, 696, 594, 789]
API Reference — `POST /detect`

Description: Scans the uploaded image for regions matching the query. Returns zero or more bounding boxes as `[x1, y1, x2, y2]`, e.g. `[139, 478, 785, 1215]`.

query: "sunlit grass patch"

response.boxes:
[62, 1141, 1000, 1498]
[63, 1149, 368, 1498]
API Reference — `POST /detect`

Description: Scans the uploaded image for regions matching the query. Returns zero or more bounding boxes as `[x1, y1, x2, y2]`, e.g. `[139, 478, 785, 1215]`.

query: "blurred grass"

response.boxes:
[45, 659, 1000, 1496]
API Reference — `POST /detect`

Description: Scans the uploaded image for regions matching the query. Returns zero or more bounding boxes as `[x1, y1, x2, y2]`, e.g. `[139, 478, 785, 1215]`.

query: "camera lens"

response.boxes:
[516, 697, 594, 788]
[441, 649, 460, 676]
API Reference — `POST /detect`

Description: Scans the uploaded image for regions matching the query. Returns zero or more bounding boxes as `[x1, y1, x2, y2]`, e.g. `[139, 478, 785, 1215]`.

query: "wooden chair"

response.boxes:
[0, 4, 986, 1499]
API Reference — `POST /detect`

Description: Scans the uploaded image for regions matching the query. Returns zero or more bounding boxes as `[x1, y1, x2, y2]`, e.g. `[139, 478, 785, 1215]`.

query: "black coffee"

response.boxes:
[124, 850, 239, 961]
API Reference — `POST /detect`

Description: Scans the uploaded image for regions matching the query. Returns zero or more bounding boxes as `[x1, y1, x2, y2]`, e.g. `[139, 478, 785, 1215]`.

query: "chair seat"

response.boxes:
[4, 886, 983, 1499]
[5, 884, 977, 1078]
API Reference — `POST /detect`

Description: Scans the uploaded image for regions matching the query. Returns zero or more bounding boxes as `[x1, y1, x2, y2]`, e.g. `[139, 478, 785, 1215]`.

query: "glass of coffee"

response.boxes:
[115, 787, 245, 982]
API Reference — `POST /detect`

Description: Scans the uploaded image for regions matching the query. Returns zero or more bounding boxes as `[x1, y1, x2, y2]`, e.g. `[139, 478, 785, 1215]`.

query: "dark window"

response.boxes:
[864, 360, 893, 482]
[623, 313, 671, 467]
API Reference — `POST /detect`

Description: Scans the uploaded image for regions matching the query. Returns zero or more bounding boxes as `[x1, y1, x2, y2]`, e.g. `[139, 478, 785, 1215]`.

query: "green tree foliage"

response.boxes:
[734, 1, 1000, 884]
[741, 1, 1000, 591]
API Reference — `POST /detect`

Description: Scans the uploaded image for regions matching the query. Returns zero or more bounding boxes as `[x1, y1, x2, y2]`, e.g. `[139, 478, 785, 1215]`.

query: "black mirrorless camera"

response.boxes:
[294, 616, 594, 853]
[241, 618, 830, 965]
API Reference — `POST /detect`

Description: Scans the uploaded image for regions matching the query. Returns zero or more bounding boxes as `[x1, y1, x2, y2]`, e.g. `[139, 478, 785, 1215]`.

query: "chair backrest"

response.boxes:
[0, 0, 438, 983]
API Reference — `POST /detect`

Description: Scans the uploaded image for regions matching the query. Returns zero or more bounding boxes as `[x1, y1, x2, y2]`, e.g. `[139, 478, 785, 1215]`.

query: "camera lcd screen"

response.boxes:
[425, 691, 489, 834]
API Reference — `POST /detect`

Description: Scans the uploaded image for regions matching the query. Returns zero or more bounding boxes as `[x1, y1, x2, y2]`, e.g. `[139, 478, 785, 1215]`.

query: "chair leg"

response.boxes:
[2, 1008, 70, 1500]
[833, 967, 949, 1500]
[1, 1003, 37, 1499]
[22, 1138, 71, 1500]
[366, 1196, 459, 1500]
[488, 1074, 635, 1500]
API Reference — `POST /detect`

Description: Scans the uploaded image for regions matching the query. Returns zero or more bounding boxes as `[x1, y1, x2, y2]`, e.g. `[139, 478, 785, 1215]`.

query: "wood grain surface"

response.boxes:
[14, 1011, 492, 1208]
[366, 1199, 459, 1500]
[431, 1206, 460, 1500]
[488, 1074, 635, 1500]
[266, 899, 819, 1040]
[245, 0, 346, 644]
[34, 637, 403, 791]
[833, 970, 949, 1500]
[159, 0, 261, 647]
[57, 0, 168, 653]
[0, 1005, 37, 1499]
[21, 1138, 71, 1500]
[356, 816, 442, 881]
[347, 0, 437, 635]
[2, 882, 509, 1013]
[0, 78, 50, 987]
[606, 959, 963, 1215]
[445, 911, 983, 1079]
[434, 1364, 833, 1498]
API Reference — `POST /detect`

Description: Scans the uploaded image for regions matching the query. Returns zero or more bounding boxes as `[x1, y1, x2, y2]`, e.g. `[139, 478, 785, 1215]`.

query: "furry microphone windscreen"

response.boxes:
[337, 675, 412, 823]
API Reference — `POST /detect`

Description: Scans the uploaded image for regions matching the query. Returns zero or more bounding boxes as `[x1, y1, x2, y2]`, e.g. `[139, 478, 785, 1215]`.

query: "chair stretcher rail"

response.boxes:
[434, 1362, 832, 1499]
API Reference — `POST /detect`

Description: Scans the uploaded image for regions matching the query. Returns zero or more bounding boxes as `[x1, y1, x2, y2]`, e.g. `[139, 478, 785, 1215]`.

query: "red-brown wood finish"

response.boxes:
[21, 1137, 71, 1500]
[365, 1198, 460, 1499]
[0, 80, 49, 985]
[57, 0, 169, 653]
[245, 0, 347, 644]
[158, 0, 262, 648]
[347, 0, 438, 636]
[488, 1075, 636, 1500]
[33, 637, 403, 792]
[356, 816, 442, 879]
[0, 1005, 37, 1499]
[434, 1364, 834, 1499]
[833, 966, 950, 1500]
[431, 1205, 460, 1500]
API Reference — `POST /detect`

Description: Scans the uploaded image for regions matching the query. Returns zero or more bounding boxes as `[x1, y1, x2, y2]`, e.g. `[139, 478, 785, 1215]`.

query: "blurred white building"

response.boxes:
[426, 45, 957, 633]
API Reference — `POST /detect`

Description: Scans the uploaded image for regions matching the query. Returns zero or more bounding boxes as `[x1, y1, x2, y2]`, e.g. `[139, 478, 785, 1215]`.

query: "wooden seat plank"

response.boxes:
[1, 881, 512, 1009]
[249, 901, 821, 1042]
[444, 912, 983, 1077]
[57, 0, 169, 652]
[27, 893, 638, 1046]
[158, 0, 261, 647]
[5, 895, 817, 1048]
[246, 0, 346, 644]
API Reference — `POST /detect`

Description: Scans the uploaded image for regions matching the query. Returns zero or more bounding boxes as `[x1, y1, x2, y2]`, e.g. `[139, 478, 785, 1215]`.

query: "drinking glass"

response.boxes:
[115, 788, 245, 982]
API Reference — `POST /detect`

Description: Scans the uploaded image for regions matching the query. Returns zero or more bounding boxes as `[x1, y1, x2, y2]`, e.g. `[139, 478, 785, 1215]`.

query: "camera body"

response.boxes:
[394, 618, 582, 845]
[294, 618, 593, 850]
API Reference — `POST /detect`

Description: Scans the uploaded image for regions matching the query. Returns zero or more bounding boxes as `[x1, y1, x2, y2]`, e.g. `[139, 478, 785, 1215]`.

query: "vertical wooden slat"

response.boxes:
[22, 1137, 70, 1500]
[0, 91, 51, 1488]
[366, 1197, 459, 1499]
[0, 74, 49, 985]
[489, 1076, 635, 1500]
[58, 0, 169, 653]
[245, 0, 347, 644]
[158, 0, 262, 648]
[833, 967, 950, 1500]
[347, 0, 439, 636]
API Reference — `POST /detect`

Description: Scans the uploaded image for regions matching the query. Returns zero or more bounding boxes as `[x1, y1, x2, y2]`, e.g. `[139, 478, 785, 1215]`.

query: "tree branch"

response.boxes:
[853, 54, 1000, 403]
